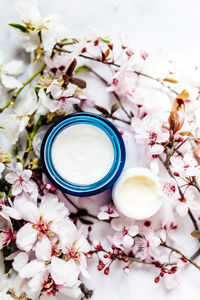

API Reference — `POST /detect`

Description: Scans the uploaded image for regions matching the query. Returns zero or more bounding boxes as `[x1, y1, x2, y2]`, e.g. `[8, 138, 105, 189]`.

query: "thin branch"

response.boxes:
[120, 255, 176, 267]
[161, 243, 200, 271]
[0, 64, 46, 112]
[83, 65, 132, 120]
[62, 193, 107, 222]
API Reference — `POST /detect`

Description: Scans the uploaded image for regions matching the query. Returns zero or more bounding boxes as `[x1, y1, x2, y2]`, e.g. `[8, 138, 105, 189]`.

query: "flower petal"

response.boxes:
[1, 74, 22, 89]
[122, 235, 134, 248]
[35, 236, 52, 261]
[19, 259, 45, 279]
[13, 196, 39, 223]
[16, 223, 38, 251]
[12, 252, 29, 272]
[50, 256, 79, 287]
[3, 60, 24, 75]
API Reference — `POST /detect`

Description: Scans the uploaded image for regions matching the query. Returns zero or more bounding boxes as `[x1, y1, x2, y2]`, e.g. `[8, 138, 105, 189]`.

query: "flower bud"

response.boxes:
[104, 267, 110, 275]
[97, 260, 105, 271]
[123, 266, 131, 274]
[154, 276, 160, 283]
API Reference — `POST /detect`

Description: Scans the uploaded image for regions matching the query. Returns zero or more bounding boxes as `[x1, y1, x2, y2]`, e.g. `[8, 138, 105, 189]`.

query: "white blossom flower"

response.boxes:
[13, 88, 39, 133]
[60, 227, 91, 279]
[12, 252, 81, 299]
[6, 193, 71, 261]
[0, 114, 21, 145]
[39, 86, 79, 113]
[5, 163, 34, 196]
[15, 0, 68, 54]
[0, 50, 23, 92]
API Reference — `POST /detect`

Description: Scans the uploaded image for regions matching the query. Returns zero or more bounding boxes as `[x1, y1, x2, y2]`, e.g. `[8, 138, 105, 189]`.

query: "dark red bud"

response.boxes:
[174, 172, 179, 177]
[160, 272, 164, 277]
[104, 267, 110, 275]
[154, 276, 160, 283]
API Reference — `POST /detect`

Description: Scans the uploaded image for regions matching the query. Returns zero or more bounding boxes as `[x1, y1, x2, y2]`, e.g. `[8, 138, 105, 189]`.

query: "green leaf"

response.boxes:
[9, 23, 29, 33]
[98, 36, 111, 44]
[75, 65, 88, 74]
[60, 38, 68, 42]
[7, 87, 17, 94]
[35, 86, 40, 98]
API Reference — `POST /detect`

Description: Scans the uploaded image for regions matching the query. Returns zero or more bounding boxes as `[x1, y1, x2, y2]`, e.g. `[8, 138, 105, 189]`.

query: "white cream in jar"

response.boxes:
[112, 167, 161, 220]
[51, 124, 114, 185]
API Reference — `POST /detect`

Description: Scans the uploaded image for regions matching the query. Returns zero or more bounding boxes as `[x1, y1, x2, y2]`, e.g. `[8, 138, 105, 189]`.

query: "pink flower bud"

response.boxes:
[140, 50, 149, 60]
[123, 266, 131, 274]
[85, 252, 93, 259]
[126, 48, 134, 57]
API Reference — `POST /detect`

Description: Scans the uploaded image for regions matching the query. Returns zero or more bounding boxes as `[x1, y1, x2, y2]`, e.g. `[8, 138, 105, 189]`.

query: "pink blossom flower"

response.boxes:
[140, 50, 149, 60]
[107, 63, 135, 98]
[175, 189, 200, 217]
[132, 116, 169, 155]
[170, 152, 200, 177]
[164, 260, 186, 289]
[162, 178, 179, 200]
[137, 229, 161, 259]
[160, 219, 178, 242]
[5, 163, 34, 196]
[111, 217, 138, 248]
[39, 85, 79, 113]
[98, 204, 119, 220]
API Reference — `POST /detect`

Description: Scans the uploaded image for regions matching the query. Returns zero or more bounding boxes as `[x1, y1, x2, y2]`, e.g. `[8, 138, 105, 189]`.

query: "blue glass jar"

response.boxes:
[40, 112, 126, 196]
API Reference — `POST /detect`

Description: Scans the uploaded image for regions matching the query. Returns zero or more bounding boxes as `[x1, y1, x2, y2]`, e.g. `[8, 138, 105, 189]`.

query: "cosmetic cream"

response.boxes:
[113, 168, 161, 220]
[51, 124, 114, 185]
[41, 113, 126, 196]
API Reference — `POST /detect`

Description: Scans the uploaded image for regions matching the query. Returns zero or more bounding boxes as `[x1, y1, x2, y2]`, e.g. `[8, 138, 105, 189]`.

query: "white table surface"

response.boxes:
[0, 0, 200, 299]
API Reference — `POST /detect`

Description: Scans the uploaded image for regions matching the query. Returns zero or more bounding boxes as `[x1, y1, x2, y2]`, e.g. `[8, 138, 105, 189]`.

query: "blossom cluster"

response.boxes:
[0, 0, 200, 299]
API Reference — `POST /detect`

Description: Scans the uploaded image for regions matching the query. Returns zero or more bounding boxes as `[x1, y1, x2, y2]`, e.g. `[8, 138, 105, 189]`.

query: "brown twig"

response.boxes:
[82, 65, 132, 120]
[161, 243, 200, 271]
[158, 155, 200, 233]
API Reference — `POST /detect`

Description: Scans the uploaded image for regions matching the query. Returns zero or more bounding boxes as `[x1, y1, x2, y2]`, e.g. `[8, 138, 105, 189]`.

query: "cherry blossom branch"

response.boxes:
[0, 64, 46, 113]
[83, 65, 132, 121]
[54, 44, 178, 96]
[159, 154, 199, 231]
[80, 283, 93, 300]
[92, 245, 177, 272]
[161, 243, 200, 271]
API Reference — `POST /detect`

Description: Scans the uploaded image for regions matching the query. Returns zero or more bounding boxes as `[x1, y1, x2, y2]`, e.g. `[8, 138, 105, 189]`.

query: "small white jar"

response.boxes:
[112, 167, 162, 220]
